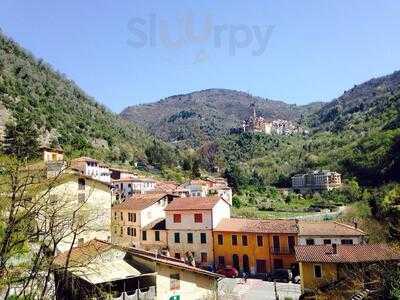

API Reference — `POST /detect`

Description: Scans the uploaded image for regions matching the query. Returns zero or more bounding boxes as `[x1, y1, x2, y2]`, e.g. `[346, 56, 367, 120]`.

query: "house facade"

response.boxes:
[111, 193, 176, 250]
[165, 196, 231, 268]
[72, 157, 111, 183]
[295, 244, 400, 299]
[54, 239, 220, 300]
[41, 146, 64, 162]
[44, 173, 114, 252]
[213, 218, 298, 275]
[298, 221, 366, 246]
[292, 170, 342, 194]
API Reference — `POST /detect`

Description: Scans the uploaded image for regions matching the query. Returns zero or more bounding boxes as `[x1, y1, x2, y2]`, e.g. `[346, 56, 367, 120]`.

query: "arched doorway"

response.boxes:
[232, 254, 240, 272]
[243, 255, 250, 274]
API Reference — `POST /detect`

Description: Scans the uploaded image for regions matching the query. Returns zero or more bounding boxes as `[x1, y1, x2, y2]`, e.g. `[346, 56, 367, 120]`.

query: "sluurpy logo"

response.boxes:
[127, 12, 274, 63]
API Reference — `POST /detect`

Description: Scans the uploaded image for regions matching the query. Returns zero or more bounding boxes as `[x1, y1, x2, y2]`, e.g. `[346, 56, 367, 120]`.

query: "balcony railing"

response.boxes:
[270, 246, 295, 255]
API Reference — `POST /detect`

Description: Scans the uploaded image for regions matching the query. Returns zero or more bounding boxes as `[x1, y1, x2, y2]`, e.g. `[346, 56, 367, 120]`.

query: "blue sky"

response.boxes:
[1, 1, 400, 112]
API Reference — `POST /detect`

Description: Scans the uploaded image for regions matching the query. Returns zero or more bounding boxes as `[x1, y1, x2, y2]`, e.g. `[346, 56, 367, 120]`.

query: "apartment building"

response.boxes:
[213, 218, 298, 275]
[111, 193, 176, 250]
[292, 170, 342, 194]
[165, 196, 231, 268]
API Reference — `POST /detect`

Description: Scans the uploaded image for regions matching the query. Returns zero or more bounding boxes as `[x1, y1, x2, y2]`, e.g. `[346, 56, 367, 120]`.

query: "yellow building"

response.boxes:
[54, 239, 220, 300]
[213, 218, 298, 275]
[295, 244, 400, 299]
[41, 172, 114, 252]
[41, 146, 64, 162]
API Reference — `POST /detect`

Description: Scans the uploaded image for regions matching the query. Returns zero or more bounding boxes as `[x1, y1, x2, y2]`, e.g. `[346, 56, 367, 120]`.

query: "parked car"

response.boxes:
[217, 266, 239, 278]
[265, 269, 293, 283]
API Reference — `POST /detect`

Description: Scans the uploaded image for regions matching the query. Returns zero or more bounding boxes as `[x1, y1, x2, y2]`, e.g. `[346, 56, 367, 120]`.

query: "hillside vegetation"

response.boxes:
[0, 32, 173, 163]
[121, 88, 323, 147]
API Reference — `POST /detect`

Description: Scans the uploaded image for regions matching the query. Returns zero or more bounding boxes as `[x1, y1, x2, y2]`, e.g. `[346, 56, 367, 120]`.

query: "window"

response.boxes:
[273, 236, 280, 251]
[201, 252, 207, 263]
[314, 264, 322, 278]
[288, 236, 295, 253]
[114, 211, 117, 220]
[218, 256, 225, 267]
[306, 238, 315, 245]
[170, 274, 180, 291]
[174, 232, 180, 243]
[257, 235, 263, 247]
[128, 213, 135, 222]
[127, 227, 131, 236]
[174, 253, 181, 259]
[78, 178, 85, 190]
[77, 238, 84, 246]
[78, 193, 85, 203]
[187, 233, 193, 244]
[142, 231, 147, 241]
[194, 213, 203, 223]
[242, 235, 248, 246]
[120, 227, 123, 236]
[133, 228, 136, 237]
[173, 214, 181, 223]
[155, 230, 160, 241]
[120, 212, 123, 221]
[341, 239, 353, 245]
[218, 234, 223, 245]
[232, 234, 238, 246]
[323, 239, 332, 245]
[200, 232, 207, 244]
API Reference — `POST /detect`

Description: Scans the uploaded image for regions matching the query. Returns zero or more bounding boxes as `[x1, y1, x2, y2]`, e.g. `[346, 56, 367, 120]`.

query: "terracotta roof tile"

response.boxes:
[54, 239, 221, 278]
[298, 221, 365, 236]
[164, 196, 223, 211]
[295, 244, 400, 263]
[53, 239, 112, 267]
[214, 218, 298, 234]
[112, 193, 167, 211]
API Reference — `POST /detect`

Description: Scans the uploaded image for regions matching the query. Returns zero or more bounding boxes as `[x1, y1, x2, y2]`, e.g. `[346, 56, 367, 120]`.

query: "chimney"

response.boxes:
[332, 244, 337, 255]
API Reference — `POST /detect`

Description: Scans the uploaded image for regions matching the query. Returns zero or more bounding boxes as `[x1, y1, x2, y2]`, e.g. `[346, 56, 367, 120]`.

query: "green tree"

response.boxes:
[2, 116, 39, 160]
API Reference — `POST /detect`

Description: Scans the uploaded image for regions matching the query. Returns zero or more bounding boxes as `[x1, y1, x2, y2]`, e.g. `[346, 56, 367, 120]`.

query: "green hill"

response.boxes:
[120, 88, 323, 147]
[0, 32, 169, 163]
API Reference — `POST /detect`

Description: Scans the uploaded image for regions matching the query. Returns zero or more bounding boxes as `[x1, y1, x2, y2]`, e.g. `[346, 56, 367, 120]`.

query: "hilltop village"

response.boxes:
[33, 147, 400, 300]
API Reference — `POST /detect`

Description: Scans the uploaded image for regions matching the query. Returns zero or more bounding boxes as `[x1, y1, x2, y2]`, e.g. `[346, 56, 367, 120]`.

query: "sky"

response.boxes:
[1, 1, 400, 112]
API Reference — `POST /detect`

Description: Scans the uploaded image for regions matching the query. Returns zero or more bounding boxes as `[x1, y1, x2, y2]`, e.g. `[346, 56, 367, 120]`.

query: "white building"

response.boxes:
[72, 157, 111, 183]
[165, 196, 231, 268]
[179, 179, 233, 205]
[292, 170, 342, 194]
[111, 193, 177, 250]
[41, 173, 114, 252]
[112, 177, 156, 199]
[298, 221, 366, 246]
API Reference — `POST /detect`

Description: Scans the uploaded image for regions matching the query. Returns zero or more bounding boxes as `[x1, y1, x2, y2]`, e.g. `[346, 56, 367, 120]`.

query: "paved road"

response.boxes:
[218, 278, 301, 300]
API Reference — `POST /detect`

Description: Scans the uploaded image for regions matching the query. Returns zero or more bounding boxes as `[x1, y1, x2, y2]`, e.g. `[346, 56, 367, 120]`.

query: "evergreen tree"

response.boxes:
[2, 116, 39, 160]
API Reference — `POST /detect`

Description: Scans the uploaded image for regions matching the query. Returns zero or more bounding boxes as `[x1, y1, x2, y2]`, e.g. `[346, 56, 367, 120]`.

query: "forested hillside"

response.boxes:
[121, 89, 323, 147]
[0, 32, 172, 163]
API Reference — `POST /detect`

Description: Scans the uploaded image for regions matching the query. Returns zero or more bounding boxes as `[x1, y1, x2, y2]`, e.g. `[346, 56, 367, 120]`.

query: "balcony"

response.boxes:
[270, 246, 295, 256]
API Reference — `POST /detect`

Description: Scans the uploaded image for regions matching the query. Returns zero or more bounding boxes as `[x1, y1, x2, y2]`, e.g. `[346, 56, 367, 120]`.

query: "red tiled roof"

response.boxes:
[164, 196, 223, 211]
[295, 244, 400, 263]
[112, 193, 167, 211]
[53, 239, 112, 267]
[298, 221, 366, 236]
[155, 181, 179, 192]
[214, 218, 298, 234]
[54, 239, 221, 278]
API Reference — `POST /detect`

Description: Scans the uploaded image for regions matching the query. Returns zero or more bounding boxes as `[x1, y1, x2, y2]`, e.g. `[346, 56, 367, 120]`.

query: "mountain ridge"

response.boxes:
[120, 88, 324, 146]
